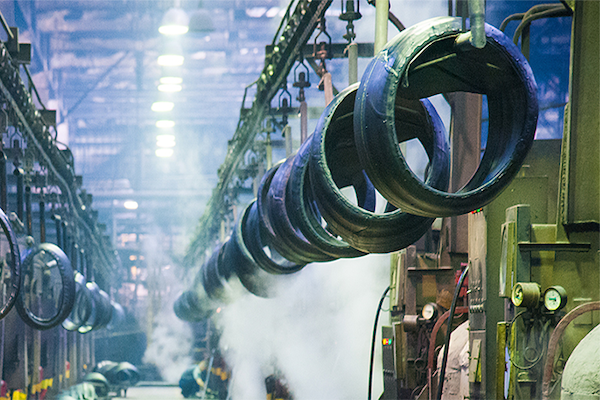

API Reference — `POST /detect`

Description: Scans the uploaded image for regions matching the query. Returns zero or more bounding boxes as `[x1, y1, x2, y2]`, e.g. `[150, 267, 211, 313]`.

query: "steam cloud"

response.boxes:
[142, 233, 194, 383]
[217, 254, 390, 399]
[144, 303, 194, 383]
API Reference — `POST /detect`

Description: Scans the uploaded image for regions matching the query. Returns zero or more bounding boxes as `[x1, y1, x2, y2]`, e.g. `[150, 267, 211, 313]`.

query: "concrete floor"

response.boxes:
[113, 385, 184, 400]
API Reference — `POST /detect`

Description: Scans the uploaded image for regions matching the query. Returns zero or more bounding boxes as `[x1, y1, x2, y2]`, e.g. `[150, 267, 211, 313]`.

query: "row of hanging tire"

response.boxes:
[0, 24, 121, 331]
[175, 17, 538, 321]
[0, 208, 121, 331]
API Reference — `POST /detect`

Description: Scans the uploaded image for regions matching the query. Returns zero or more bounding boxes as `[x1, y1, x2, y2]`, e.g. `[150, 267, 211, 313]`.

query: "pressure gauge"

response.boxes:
[543, 286, 567, 311]
[422, 303, 438, 321]
[511, 282, 540, 308]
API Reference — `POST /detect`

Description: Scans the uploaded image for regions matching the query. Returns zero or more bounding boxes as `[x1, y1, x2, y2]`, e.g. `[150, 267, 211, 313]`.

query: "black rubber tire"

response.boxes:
[62, 272, 93, 331]
[174, 290, 213, 321]
[221, 204, 294, 298]
[265, 156, 336, 263]
[243, 200, 305, 275]
[309, 84, 449, 253]
[200, 244, 232, 302]
[16, 242, 76, 330]
[286, 135, 367, 259]
[355, 17, 538, 217]
[77, 281, 103, 333]
[0, 207, 21, 320]
[94, 288, 114, 331]
[256, 162, 314, 264]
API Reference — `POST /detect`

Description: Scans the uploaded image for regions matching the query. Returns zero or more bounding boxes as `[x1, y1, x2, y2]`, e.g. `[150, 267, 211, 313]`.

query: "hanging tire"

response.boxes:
[221, 205, 291, 298]
[354, 16, 538, 217]
[62, 272, 93, 331]
[256, 162, 314, 265]
[16, 242, 76, 330]
[243, 200, 305, 275]
[309, 84, 450, 253]
[0, 207, 21, 320]
[286, 136, 367, 259]
[265, 156, 336, 263]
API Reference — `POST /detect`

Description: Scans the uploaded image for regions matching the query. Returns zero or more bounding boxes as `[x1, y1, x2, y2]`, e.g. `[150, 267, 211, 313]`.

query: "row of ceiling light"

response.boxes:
[151, 6, 190, 158]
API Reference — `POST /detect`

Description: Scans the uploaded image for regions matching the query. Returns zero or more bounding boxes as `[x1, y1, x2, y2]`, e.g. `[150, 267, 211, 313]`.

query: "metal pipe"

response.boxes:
[374, 0, 388, 54]
[39, 198, 45, 243]
[0, 150, 6, 211]
[541, 301, 600, 400]
[321, 72, 334, 105]
[14, 167, 23, 222]
[347, 42, 358, 85]
[299, 100, 308, 144]
[201, 353, 215, 400]
[284, 125, 293, 157]
[53, 214, 62, 248]
[0, 10, 14, 40]
[266, 133, 273, 170]
[25, 184, 32, 236]
[62, 221, 69, 253]
[468, 0, 486, 48]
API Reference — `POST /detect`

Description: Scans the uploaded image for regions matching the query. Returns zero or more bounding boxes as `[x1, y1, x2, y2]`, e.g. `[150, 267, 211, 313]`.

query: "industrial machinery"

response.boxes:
[0, 0, 595, 399]
[177, 1, 598, 400]
[0, 10, 126, 399]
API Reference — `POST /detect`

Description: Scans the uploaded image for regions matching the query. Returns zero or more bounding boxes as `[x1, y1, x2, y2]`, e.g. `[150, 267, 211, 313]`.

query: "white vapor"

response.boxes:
[144, 307, 194, 383]
[142, 233, 194, 383]
[216, 254, 390, 399]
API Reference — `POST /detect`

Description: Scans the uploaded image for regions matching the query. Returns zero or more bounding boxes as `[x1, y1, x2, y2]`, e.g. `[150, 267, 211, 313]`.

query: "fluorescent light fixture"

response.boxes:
[191, 51, 207, 60]
[124, 200, 139, 210]
[151, 101, 174, 112]
[246, 7, 267, 18]
[160, 77, 183, 85]
[156, 148, 174, 157]
[158, 84, 182, 92]
[158, 54, 184, 66]
[159, 7, 189, 35]
[156, 134, 176, 147]
[157, 140, 176, 148]
[156, 134, 175, 142]
[156, 120, 175, 128]
[266, 7, 280, 18]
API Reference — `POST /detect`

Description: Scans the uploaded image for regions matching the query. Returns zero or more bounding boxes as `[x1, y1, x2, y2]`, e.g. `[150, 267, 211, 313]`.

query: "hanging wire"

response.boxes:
[368, 286, 390, 400]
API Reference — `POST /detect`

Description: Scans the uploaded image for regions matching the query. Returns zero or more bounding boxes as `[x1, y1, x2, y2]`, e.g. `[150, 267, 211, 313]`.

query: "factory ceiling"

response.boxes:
[1, 0, 570, 259]
[2, 0, 300, 253]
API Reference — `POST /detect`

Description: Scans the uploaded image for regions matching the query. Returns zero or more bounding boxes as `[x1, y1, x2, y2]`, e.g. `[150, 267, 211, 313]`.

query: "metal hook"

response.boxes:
[293, 56, 311, 87]
[313, 16, 332, 61]
[278, 83, 292, 110]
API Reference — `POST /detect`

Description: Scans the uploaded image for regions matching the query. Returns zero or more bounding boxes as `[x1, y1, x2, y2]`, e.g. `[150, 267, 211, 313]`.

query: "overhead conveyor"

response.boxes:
[176, 15, 539, 321]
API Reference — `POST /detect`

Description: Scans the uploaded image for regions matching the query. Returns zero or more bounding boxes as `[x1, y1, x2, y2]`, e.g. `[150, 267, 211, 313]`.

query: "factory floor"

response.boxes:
[113, 384, 184, 399]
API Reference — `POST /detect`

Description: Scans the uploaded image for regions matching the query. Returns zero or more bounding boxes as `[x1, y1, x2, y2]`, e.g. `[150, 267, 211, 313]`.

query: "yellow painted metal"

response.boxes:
[469, 339, 482, 383]
[499, 222, 516, 297]
[496, 322, 508, 400]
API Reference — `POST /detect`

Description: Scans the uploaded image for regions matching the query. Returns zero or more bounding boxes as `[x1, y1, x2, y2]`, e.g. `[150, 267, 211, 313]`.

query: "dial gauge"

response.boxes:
[422, 303, 437, 320]
[511, 282, 540, 308]
[512, 284, 524, 307]
[543, 286, 567, 311]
